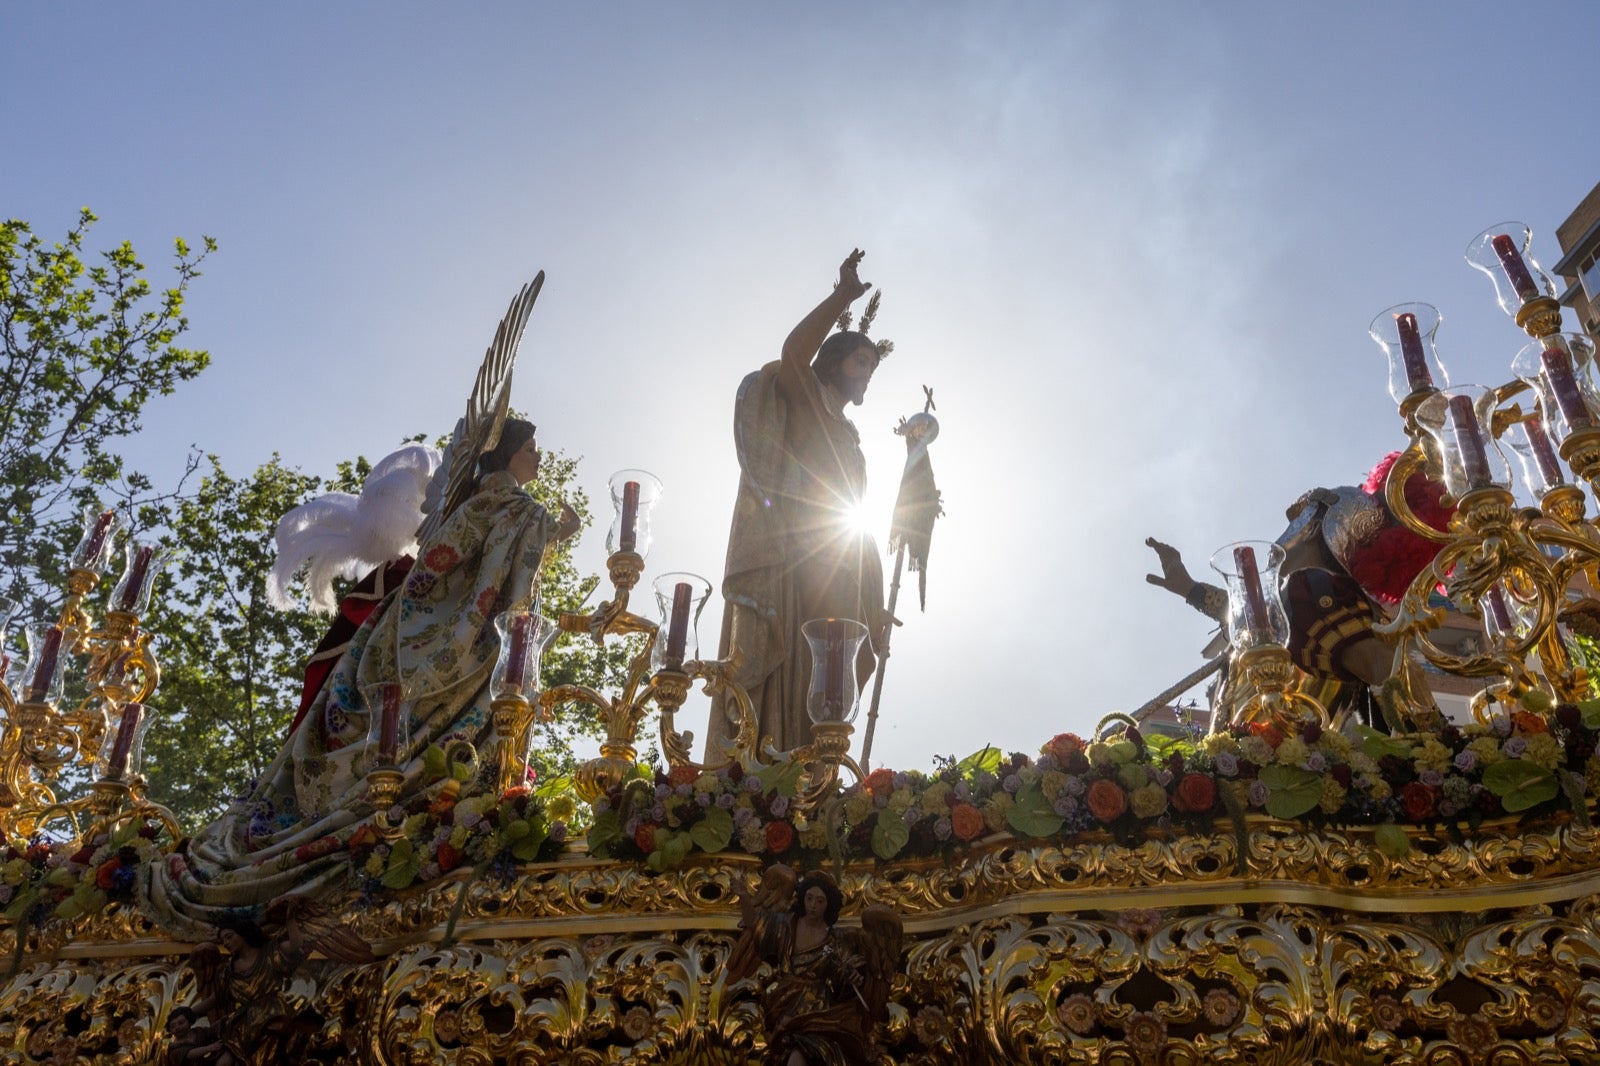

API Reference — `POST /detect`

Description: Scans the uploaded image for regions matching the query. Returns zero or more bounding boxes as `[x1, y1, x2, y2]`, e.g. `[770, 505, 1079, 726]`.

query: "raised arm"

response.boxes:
[782, 249, 872, 371]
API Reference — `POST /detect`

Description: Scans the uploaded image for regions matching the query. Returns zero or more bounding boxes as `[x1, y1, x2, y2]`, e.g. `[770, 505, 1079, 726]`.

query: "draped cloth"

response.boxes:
[705, 357, 886, 758]
[142, 472, 553, 936]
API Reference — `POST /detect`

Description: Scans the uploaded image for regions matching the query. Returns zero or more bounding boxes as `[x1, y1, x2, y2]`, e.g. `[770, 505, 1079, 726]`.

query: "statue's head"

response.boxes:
[479, 419, 539, 483]
[215, 914, 266, 949]
[814, 331, 881, 407]
[791, 871, 843, 925]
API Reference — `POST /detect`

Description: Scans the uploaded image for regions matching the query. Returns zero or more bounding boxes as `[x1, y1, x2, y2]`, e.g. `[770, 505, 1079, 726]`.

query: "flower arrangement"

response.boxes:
[1, 820, 166, 927]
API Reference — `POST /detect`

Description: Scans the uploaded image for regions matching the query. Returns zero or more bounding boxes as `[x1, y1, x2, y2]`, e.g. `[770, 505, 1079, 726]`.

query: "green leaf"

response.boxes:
[957, 746, 1002, 775]
[1482, 759, 1560, 813]
[1354, 725, 1414, 762]
[382, 838, 422, 890]
[756, 758, 806, 798]
[423, 745, 448, 778]
[1005, 783, 1066, 838]
[871, 816, 910, 861]
[647, 829, 695, 871]
[1373, 823, 1411, 858]
[510, 821, 550, 862]
[689, 806, 734, 854]
[1259, 764, 1323, 820]
[1578, 697, 1600, 730]
[502, 819, 531, 843]
[587, 811, 624, 857]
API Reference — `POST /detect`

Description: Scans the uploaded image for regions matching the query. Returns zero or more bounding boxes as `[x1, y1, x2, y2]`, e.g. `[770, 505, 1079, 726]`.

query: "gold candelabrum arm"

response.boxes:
[655, 655, 760, 773]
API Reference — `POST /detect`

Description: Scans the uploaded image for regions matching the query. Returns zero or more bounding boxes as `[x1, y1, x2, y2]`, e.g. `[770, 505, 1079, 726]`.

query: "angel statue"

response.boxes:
[142, 274, 581, 935]
[728, 865, 903, 1065]
[182, 898, 375, 1065]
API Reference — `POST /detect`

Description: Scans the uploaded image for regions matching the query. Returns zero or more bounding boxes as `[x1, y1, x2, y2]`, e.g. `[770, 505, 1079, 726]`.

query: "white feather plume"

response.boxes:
[268, 444, 442, 613]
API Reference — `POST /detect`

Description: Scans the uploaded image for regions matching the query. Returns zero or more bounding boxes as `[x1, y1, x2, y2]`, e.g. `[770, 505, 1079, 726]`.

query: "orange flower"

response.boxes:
[1173, 773, 1216, 814]
[634, 823, 658, 853]
[1086, 779, 1129, 823]
[347, 824, 378, 851]
[865, 768, 896, 796]
[95, 859, 123, 891]
[668, 765, 701, 787]
[1511, 711, 1549, 735]
[950, 803, 984, 842]
[1046, 733, 1087, 763]
[1252, 723, 1287, 750]
[437, 842, 464, 872]
[764, 821, 794, 853]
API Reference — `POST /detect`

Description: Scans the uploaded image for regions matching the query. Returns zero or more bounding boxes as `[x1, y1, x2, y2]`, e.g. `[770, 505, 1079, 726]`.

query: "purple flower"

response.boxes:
[549, 822, 568, 843]
[1305, 752, 1327, 773]
[1490, 714, 1512, 737]
[1154, 768, 1174, 787]
[743, 777, 762, 794]
[893, 772, 909, 789]
[902, 807, 921, 826]
[374, 843, 391, 859]
[769, 795, 790, 817]
[592, 797, 611, 815]
[1053, 795, 1079, 817]
[1504, 736, 1528, 758]
[1063, 775, 1087, 796]
[1248, 780, 1269, 808]
[418, 862, 441, 881]
[874, 793, 889, 809]
[953, 781, 971, 801]
[654, 784, 671, 800]
[1418, 769, 1444, 788]
[649, 803, 667, 822]
[716, 793, 735, 810]
[624, 817, 641, 837]
[0, 885, 11, 904]
[933, 817, 953, 840]
[457, 808, 482, 829]
[673, 783, 693, 798]
[1215, 752, 1239, 777]
[1454, 750, 1478, 772]
[733, 807, 754, 827]
[696, 792, 713, 807]
[1002, 774, 1023, 794]
[1036, 754, 1060, 772]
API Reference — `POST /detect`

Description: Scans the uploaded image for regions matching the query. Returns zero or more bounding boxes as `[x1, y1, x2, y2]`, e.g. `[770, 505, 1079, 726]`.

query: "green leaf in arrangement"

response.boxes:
[957, 746, 1002, 776]
[382, 837, 422, 890]
[871, 816, 910, 860]
[1259, 764, 1324, 820]
[1481, 759, 1559, 813]
[689, 805, 734, 854]
[1005, 783, 1066, 838]
[1373, 823, 1412, 859]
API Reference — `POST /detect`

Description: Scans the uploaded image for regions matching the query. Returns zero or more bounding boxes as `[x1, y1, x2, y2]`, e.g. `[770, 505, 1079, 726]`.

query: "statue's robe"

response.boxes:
[705, 355, 885, 757]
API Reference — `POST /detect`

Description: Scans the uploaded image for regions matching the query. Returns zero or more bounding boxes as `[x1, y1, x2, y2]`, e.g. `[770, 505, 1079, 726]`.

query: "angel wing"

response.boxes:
[851, 903, 903, 1019]
[416, 272, 546, 545]
[727, 863, 798, 981]
[265, 895, 376, 965]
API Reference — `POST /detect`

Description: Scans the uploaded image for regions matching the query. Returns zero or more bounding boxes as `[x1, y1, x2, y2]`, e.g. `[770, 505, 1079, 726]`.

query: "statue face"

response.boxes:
[803, 885, 829, 919]
[166, 1014, 191, 1038]
[218, 928, 244, 952]
[835, 343, 879, 406]
[506, 435, 542, 484]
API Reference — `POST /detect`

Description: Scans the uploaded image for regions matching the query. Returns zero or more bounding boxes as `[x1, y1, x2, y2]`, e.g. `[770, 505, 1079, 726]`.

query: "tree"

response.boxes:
[0, 209, 214, 618]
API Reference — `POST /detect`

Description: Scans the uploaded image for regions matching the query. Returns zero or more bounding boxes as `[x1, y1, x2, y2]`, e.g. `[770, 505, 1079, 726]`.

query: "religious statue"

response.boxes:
[1145, 451, 1454, 730]
[142, 275, 579, 934]
[728, 865, 902, 1065]
[705, 250, 891, 758]
[184, 898, 373, 1065]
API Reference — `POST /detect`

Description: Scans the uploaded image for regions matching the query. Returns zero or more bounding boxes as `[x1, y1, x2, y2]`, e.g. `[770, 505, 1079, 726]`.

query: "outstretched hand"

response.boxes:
[1144, 537, 1196, 598]
[836, 248, 871, 303]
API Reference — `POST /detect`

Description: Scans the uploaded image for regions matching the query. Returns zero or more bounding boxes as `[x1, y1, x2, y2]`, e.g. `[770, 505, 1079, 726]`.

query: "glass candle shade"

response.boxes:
[1511, 333, 1600, 445]
[651, 572, 712, 673]
[605, 470, 662, 557]
[1369, 302, 1448, 404]
[490, 609, 559, 700]
[0, 598, 13, 680]
[20, 622, 67, 705]
[801, 617, 869, 724]
[361, 681, 410, 767]
[1208, 541, 1289, 652]
[95, 701, 152, 782]
[70, 507, 124, 573]
[1467, 223, 1556, 316]
[1415, 387, 1511, 497]
[109, 541, 169, 615]
[1504, 415, 1568, 499]
[1480, 582, 1535, 645]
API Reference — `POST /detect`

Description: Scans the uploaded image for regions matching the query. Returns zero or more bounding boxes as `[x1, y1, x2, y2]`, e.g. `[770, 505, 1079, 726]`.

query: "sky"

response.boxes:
[5, 3, 1599, 774]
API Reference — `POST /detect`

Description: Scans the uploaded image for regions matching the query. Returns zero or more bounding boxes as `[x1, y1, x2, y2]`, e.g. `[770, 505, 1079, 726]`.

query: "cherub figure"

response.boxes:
[729, 864, 902, 1065]
[163, 1006, 230, 1066]
[187, 899, 373, 1065]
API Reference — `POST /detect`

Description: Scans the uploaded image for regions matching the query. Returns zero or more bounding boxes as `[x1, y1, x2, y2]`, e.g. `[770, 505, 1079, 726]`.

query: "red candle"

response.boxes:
[1447, 395, 1493, 488]
[1539, 345, 1593, 431]
[502, 613, 533, 691]
[25, 625, 63, 703]
[1485, 589, 1514, 634]
[376, 685, 401, 764]
[663, 582, 692, 669]
[78, 510, 115, 568]
[1233, 547, 1271, 634]
[117, 544, 155, 613]
[106, 702, 145, 778]
[1525, 415, 1564, 484]
[1492, 233, 1539, 302]
[823, 618, 845, 717]
[1395, 312, 1432, 391]
[619, 481, 640, 553]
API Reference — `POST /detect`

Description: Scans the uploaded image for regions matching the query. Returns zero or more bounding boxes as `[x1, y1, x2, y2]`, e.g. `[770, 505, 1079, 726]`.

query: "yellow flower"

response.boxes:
[364, 854, 385, 876]
[1412, 739, 1452, 775]
[1468, 737, 1506, 767]
[1317, 730, 1352, 758]
[1523, 733, 1563, 771]
[1369, 779, 1393, 801]
[799, 823, 829, 850]
[449, 824, 470, 848]
[919, 782, 952, 814]
[1118, 764, 1149, 791]
[547, 795, 576, 821]
[1130, 783, 1168, 819]
[693, 774, 720, 795]
[1201, 734, 1241, 757]
[1, 859, 27, 886]
[887, 788, 915, 815]
[1275, 738, 1309, 767]
[983, 793, 1014, 832]
[1086, 742, 1114, 768]
[1108, 740, 1139, 765]
[1238, 736, 1274, 766]
[1319, 777, 1347, 815]
[1584, 755, 1600, 795]
[845, 793, 873, 824]
[1040, 771, 1069, 798]
[1348, 752, 1379, 776]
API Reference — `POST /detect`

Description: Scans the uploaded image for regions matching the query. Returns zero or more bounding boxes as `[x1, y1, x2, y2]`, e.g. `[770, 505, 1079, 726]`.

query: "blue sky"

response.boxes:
[5, 3, 1598, 770]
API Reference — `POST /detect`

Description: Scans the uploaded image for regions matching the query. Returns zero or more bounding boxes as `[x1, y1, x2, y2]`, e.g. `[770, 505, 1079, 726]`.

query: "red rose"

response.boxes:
[1511, 711, 1549, 735]
[69, 847, 95, 866]
[1086, 779, 1129, 823]
[1331, 763, 1353, 788]
[668, 765, 701, 787]
[633, 823, 658, 853]
[95, 858, 123, 891]
[423, 544, 460, 572]
[1046, 733, 1086, 763]
[1173, 773, 1216, 814]
[437, 842, 464, 872]
[950, 803, 985, 842]
[865, 768, 896, 796]
[1400, 782, 1437, 822]
[764, 821, 795, 853]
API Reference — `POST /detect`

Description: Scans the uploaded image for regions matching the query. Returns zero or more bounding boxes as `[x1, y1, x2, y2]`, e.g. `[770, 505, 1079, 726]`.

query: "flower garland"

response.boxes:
[1, 821, 166, 928]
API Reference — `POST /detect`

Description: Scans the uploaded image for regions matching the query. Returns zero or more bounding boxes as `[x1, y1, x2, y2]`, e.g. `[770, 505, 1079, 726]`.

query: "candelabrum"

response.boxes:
[1366, 223, 1600, 722]
[0, 510, 179, 843]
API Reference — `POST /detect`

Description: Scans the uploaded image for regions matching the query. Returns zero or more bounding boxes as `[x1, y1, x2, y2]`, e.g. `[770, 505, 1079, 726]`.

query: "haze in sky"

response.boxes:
[5, 3, 1598, 773]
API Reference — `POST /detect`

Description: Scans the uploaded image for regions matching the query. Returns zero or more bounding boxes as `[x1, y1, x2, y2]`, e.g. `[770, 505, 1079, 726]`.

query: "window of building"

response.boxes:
[1582, 250, 1600, 306]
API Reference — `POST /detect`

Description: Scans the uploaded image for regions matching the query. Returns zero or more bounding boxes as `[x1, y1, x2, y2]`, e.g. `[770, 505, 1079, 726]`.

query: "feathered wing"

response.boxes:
[266, 895, 376, 964]
[727, 863, 797, 982]
[416, 272, 546, 545]
[268, 443, 440, 612]
[852, 904, 903, 1019]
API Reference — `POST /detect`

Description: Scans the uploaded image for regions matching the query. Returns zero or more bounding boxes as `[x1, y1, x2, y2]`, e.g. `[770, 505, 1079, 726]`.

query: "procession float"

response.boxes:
[5, 233, 1600, 1065]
